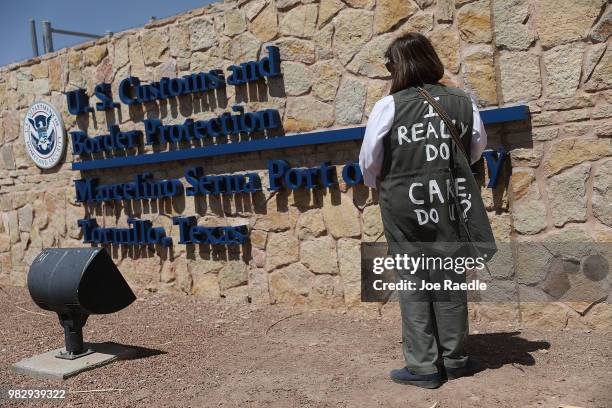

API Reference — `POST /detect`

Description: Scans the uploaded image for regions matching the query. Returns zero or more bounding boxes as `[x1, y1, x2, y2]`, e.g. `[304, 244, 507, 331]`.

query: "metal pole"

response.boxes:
[42, 20, 53, 53]
[29, 19, 39, 57]
[51, 27, 102, 39]
[63, 321, 86, 355]
[39, 20, 103, 55]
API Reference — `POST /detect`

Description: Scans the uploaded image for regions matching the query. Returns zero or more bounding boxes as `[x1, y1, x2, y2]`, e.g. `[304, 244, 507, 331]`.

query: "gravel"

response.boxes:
[1, 286, 610, 407]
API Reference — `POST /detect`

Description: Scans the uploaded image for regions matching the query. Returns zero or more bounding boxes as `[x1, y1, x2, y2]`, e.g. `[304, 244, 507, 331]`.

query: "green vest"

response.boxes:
[378, 84, 495, 256]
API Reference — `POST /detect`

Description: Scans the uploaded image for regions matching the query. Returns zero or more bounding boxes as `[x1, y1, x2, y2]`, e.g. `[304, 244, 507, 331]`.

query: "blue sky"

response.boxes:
[0, 0, 218, 66]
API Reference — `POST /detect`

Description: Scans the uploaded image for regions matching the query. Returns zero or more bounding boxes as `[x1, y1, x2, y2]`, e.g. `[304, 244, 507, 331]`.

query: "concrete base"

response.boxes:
[12, 342, 137, 380]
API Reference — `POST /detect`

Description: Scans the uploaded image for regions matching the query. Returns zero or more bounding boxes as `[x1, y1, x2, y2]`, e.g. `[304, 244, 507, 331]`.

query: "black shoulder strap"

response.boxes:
[417, 87, 469, 163]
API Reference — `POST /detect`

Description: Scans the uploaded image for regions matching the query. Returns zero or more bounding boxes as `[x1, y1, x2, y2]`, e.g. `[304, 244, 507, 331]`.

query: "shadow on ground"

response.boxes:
[467, 331, 551, 369]
[86, 343, 167, 361]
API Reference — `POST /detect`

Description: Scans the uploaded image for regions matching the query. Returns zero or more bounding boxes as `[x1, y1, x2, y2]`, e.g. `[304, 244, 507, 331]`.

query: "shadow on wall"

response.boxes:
[472, 113, 534, 215]
[85, 176, 376, 264]
[101, 231, 249, 264]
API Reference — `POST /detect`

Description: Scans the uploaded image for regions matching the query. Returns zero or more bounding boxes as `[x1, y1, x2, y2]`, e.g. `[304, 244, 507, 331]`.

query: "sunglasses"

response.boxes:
[385, 60, 394, 73]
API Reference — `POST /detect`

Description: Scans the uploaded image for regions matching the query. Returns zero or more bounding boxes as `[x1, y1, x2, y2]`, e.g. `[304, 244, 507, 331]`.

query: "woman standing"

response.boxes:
[359, 33, 495, 389]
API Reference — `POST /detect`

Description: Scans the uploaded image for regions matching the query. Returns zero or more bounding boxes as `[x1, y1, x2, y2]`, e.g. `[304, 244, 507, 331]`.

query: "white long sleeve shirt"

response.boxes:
[358, 95, 488, 188]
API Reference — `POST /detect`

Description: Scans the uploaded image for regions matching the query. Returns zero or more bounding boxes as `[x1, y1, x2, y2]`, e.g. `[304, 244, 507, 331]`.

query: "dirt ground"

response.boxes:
[1, 286, 610, 408]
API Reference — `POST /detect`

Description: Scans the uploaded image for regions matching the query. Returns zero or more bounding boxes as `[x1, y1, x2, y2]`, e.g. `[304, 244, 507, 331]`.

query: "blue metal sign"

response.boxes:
[71, 106, 525, 172]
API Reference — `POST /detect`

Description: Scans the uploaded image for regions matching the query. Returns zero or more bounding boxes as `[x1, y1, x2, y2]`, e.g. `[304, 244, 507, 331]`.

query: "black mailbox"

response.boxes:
[28, 248, 136, 359]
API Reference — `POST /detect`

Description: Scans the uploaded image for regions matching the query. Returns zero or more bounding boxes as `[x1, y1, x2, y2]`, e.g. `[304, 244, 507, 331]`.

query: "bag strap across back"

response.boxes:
[417, 87, 477, 244]
[417, 86, 469, 163]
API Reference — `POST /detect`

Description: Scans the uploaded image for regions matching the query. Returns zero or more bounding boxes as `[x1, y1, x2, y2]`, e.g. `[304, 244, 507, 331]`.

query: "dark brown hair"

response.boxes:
[384, 32, 445, 94]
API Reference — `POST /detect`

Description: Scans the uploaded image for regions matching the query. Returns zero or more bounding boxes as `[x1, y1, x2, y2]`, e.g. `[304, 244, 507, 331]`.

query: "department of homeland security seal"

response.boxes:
[23, 101, 66, 169]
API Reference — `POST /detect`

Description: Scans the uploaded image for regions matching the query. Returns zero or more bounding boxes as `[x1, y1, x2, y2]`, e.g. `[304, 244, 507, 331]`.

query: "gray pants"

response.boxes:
[395, 268, 469, 374]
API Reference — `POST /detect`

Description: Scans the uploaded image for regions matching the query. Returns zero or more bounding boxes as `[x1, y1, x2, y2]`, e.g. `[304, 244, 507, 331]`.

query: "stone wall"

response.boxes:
[0, 0, 610, 327]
